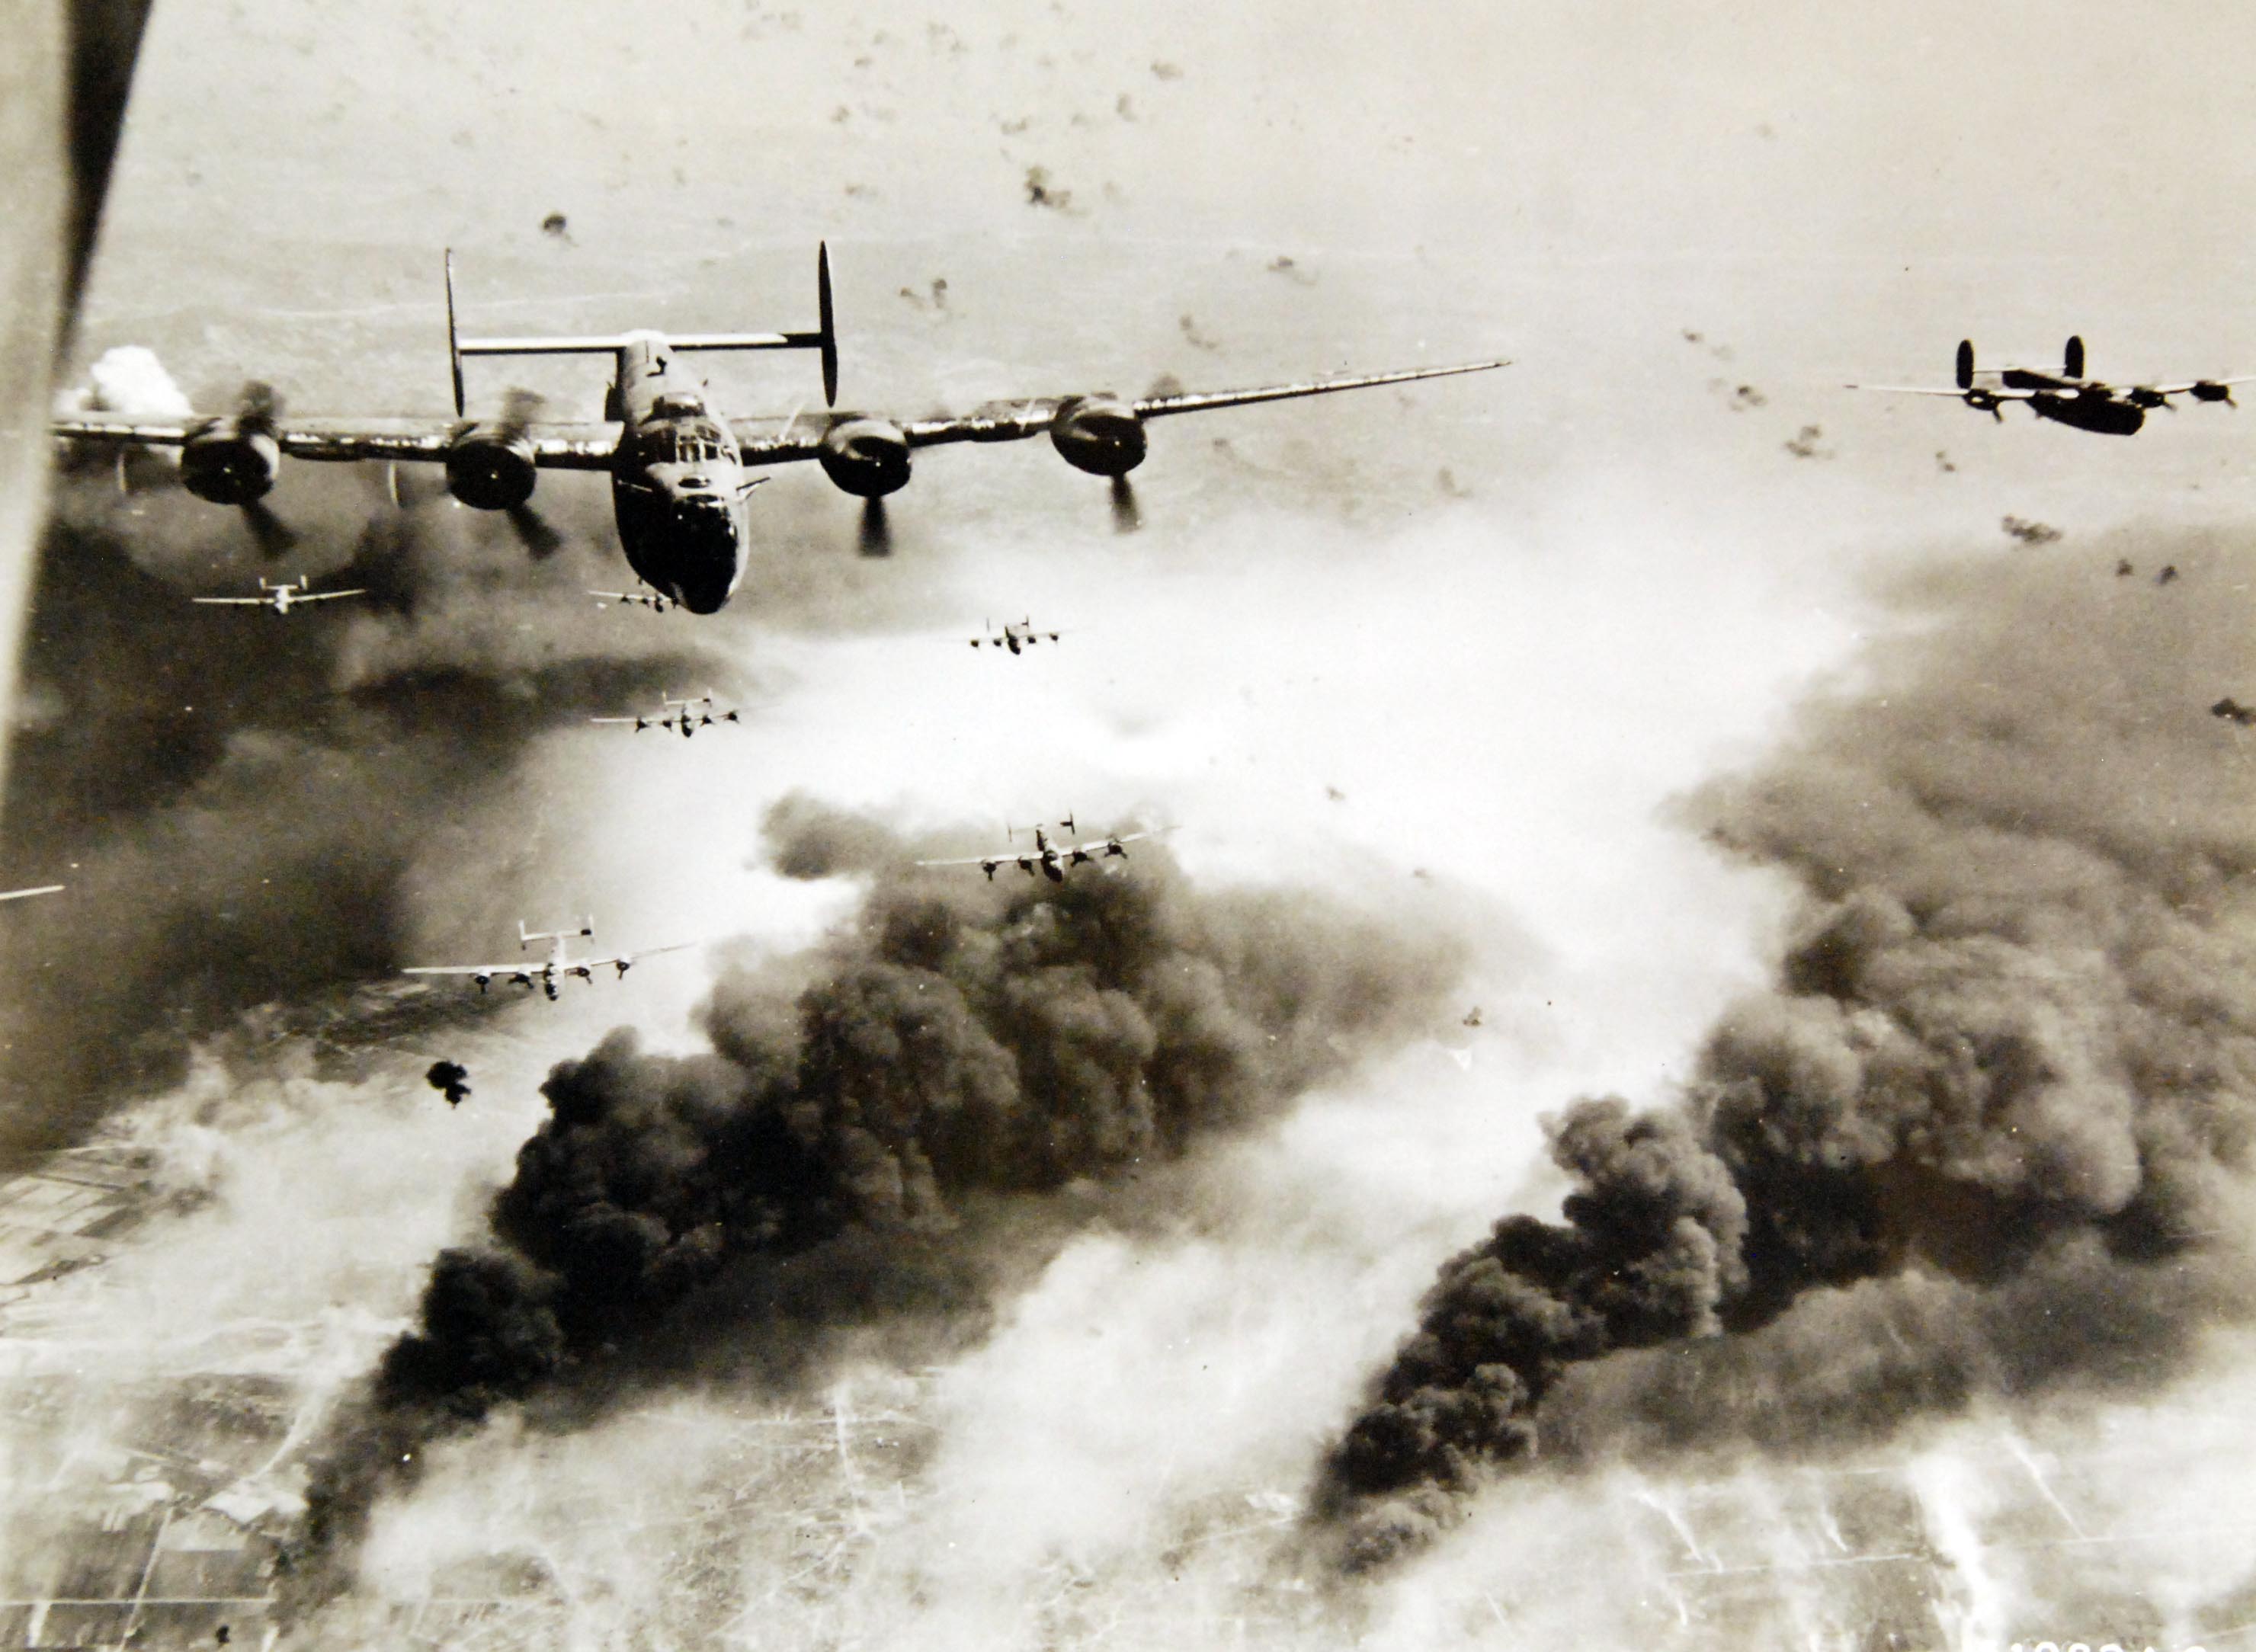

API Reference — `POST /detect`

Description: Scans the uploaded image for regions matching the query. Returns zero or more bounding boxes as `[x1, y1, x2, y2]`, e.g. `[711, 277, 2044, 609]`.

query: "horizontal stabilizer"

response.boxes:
[457, 335, 640, 357]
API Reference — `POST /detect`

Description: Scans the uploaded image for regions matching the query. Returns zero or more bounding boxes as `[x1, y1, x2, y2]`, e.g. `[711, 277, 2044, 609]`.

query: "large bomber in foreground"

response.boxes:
[53, 246, 1507, 613]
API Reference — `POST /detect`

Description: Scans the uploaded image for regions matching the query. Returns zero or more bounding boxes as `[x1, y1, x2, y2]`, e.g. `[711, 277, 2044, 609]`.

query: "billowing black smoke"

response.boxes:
[298, 800, 1462, 1587]
[1317, 545, 2256, 1567]
[0, 460, 724, 1165]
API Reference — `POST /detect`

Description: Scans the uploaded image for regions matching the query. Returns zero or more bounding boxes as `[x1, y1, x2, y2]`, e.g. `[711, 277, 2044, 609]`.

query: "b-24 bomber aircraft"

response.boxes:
[53, 245, 1507, 614]
[191, 573, 365, 614]
[589, 587, 677, 613]
[917, 816, 1163, 882]
[591, 692, 740, 738]
[1850, 337, 2254, 435]
[971, 616, 1064, 655]
[402, 918, 692, 1001]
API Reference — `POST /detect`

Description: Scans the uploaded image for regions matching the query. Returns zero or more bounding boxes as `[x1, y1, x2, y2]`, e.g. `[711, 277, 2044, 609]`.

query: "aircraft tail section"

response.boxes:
[443, 245, 838, 415]
[520, 917, 597, 948]
[664, 243, 838, 405]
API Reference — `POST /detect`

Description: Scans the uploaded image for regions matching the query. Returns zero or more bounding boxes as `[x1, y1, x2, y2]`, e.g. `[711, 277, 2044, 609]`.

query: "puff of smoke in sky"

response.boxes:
[293, 799, 1464, 1599]
[52, 344, 193, 417]
[1314, 544, 2256, 1568]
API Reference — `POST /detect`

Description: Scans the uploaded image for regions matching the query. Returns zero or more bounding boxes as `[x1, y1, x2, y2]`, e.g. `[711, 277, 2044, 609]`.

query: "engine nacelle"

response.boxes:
[446, 426, 538, 510]
[1049, 395, 1146, 477]
[818, 418, 912, 498]
[180, 421, 280, 504]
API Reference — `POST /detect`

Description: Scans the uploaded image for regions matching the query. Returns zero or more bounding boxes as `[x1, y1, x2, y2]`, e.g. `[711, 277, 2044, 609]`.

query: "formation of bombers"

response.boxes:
[41, 245, 1510, 998]
[37, 248, 2256, 1002]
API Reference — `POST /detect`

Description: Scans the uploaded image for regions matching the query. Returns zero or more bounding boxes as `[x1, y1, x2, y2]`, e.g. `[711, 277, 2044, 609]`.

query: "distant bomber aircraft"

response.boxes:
[590, 587, 676, 613]
[971, 616, 1063, 655]
[917, 816, 1163, 882]
[402, 918, 691, 1001]
[192, 574, 364, 614]
[1850, 337, 2254, 434]
[53, 246, 1507, 613]
[591, 692, 739, 738]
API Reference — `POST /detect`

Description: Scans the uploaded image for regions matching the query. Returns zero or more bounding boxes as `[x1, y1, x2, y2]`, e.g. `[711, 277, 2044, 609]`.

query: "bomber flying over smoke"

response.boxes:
[50, 245, 1508, 613]
[589, 587, 676, 613]
[402, 918, 692, 1001]
[915, 815, 1162, 882]
[1849, 336, 2254, 434]
[970, 616, 1064, 654]
[590, 691, 739, 738]
[191, 573, 365, 614]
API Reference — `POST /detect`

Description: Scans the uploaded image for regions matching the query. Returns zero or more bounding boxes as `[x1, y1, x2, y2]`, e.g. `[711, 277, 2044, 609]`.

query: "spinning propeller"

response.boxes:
[233, 383, 299, 555]
[857, 496, 892, 558]
[495, 387, 563, 557]
[1109, 475, 1140, 534]
[383, 386, 562, 556]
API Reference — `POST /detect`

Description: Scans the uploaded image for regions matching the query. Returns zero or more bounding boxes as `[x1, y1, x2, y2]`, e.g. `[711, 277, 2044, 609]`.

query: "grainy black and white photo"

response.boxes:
[2, 5, 2254, 1649]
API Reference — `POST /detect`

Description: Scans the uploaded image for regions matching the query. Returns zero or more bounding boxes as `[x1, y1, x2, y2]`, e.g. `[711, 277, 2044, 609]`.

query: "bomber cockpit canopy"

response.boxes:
[639, 418, 730, 465]
[650, 392, 706, 418]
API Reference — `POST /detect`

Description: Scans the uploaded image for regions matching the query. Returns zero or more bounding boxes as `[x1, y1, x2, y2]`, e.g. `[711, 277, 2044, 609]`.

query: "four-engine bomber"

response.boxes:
[53, 245, 1507, 614]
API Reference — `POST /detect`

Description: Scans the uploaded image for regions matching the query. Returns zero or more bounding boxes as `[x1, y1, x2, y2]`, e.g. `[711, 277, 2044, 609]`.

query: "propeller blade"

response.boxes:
[499, 385, 546, 434]
[380, 460, 445, 510]
[857, 495, 892, 558]
[242, 500, 298, 558]
[1109, 475, 1141, 534]
[817, 241, 838, 407]
[239, 379, 283, 426]
[506, 503, 564, 559]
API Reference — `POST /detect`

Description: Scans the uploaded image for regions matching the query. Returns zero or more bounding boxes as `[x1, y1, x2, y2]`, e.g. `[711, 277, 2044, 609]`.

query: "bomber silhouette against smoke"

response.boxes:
[1315, 551, 2256, 1570]
[296, 800, 1460, 1596]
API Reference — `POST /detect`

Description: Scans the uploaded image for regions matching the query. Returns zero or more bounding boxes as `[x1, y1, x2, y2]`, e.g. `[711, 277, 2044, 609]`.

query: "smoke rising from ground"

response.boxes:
[1316, 545, 2256, 1567]
[296, 798, 1463, 1595]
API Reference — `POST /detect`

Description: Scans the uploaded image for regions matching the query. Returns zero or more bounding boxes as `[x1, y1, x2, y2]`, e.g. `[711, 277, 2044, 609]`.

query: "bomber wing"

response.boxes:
[1843, 383, 2039, 399]
[907, 360, 1509, 449]
[726, 360, 1508, 462]
[576, 942, 697, 974]
[2139, 374, 2256, 397]
[1059, 828, 1164, 857]
[53, 414, 620, 470]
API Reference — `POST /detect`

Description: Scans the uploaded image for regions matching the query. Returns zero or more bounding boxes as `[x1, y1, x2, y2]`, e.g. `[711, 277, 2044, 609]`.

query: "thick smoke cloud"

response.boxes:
[1316, 546, 2256, 1567]
[298, 799, 1462, 1593]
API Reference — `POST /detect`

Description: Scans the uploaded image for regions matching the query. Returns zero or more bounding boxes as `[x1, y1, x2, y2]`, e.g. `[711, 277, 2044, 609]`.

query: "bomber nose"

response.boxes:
[675, 575, 731, 615]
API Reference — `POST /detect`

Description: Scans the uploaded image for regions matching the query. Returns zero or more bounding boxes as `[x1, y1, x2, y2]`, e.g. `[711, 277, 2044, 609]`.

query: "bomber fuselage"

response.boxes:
[602, 335, 753, 613]
[1995, 370, 2149, 435]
